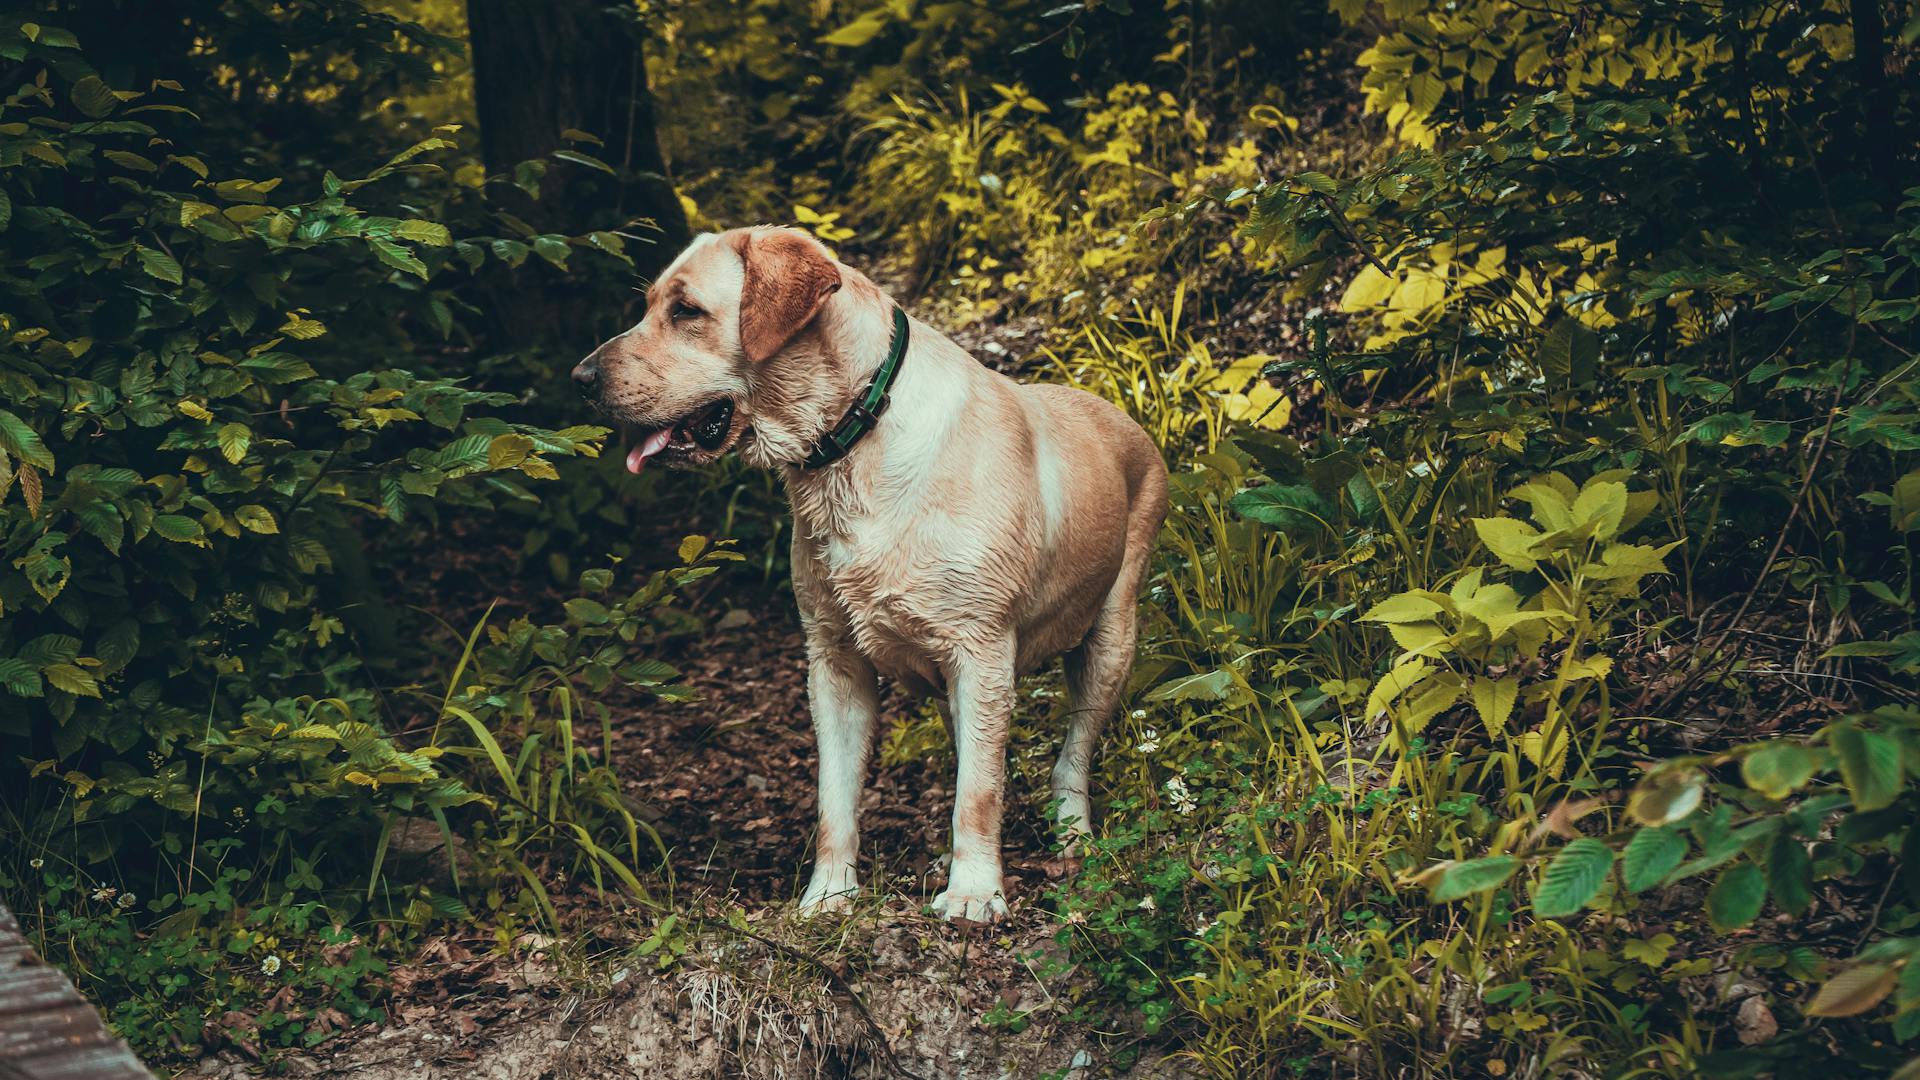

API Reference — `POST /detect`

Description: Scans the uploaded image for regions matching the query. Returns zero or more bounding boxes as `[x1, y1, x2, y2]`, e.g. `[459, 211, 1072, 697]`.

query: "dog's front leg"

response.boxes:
[933, 637, 1016, 923]
[797, 644, 880, 914]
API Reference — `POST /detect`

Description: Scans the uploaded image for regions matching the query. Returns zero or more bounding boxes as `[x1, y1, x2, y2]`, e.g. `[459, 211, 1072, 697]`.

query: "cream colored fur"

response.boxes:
[577, 227, 1169, 922]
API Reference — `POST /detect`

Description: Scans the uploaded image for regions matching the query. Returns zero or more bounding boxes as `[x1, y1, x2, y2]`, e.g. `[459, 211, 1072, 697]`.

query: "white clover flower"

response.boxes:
[260, 954, 282, 976]
[1164, 776, 1196, 814]
[29, 858, 44, 870]
[116, 894, 137, 909]
[1129, 709, 1147, 721]
[1135, 728, 1160, 754]
[1200, 861, 1222, 881]
[1194, 915, 1218, 937]
[91, 887, 116, 902]
[1136, 895, 1157, 912]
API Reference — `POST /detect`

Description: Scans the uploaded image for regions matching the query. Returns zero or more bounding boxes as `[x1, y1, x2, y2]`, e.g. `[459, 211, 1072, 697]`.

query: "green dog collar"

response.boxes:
[803, 306, 909, 469]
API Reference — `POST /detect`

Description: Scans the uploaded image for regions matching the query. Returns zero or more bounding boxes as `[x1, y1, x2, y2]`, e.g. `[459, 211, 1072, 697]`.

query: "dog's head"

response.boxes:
[573, 227, 846, 473]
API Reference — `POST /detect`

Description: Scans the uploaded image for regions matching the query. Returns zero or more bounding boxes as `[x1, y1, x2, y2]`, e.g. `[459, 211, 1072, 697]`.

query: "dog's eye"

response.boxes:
[671, 301, 704, 322]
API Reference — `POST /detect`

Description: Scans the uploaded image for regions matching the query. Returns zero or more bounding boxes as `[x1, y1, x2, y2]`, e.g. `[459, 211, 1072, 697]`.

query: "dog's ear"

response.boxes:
[735, 229, 842, 363]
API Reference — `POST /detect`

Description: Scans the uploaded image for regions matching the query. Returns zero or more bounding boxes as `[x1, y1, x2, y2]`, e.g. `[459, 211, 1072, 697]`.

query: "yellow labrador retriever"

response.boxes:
[574, 227, 1168, 921]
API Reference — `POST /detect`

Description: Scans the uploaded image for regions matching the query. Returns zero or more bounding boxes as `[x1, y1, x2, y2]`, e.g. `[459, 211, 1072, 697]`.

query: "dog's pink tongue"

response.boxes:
[626, 428, 673, 474]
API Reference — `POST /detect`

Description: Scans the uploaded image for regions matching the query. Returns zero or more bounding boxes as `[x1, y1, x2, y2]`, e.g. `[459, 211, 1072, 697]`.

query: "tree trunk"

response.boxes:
[466, 0, 689, 293]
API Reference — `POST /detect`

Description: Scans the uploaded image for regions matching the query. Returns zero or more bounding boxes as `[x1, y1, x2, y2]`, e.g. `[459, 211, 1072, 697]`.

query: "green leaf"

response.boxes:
[393, 219, 453, 246]
[1831, 724, 1903, 811]
[1229, 483, 1333, 532]
[1706, 863, 1767, 931]
[217, 422, 251, 464]
[1741, 741, 1821, 800]
[0, 658, 45, 697]
[563, 598, 610, 625]
[1471, 517, 1542, 571]
[532, 235, 571, 270]
[235, 504, 278, 534]
[1627, 767, 1704, 826]
[1538, 318, 1599, 387]
[819, 9, 890, 46]
[0, 408, 55, 470]
[150, 514, 206, 543]
[1147, 667, 1237, 702]
[1767, 831, 1812, 917]
[676, 535, 708, 564]
[43, 662, 100, 697]
[1622, 826, 1686, 893]
[551, 149, 615, 174]
[1532, 838, 1614, 918]
[1359, 591, 1448, 624]
[1806, 964, 1898, 1017]
[368, 236, 428, 278]
[1430, 855, 1521, 902]
[70, 74, 116, 118]
[135, 244, 183, 284]
[1571, 480, 1628, 540]
[1469, 675, 1518, 736]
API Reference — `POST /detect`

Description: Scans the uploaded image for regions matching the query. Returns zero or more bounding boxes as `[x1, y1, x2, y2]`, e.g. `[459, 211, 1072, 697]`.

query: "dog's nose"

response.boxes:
[572, 357, 599, 397]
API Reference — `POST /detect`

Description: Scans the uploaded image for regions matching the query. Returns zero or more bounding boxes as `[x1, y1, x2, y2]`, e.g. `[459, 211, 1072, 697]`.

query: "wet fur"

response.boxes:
[578, 227, 1169, 921]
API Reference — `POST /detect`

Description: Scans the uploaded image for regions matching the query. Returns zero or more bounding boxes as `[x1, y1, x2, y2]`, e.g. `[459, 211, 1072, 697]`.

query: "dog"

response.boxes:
[574, 227, 1168, 922]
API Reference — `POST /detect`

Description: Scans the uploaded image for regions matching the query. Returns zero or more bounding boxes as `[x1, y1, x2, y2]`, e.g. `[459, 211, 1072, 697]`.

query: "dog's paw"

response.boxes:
[797, 874, 858, 916]
[930, 888, 1009, 924]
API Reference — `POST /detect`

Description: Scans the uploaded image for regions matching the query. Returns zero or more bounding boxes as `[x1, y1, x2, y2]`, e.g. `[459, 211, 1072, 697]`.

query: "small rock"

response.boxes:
[745, 773, 768, 792]
[1736, 995, 1778, 1045]
[1070, 1048, 1093, 1071]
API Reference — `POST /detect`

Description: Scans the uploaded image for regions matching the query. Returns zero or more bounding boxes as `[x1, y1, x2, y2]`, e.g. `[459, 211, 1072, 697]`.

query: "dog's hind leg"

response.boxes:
[1054, 572, 1142, 851]
[798, 645, 880, 914]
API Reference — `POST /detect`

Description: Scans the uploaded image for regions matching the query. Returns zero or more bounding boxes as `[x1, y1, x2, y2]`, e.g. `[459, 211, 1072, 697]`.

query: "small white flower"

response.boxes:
[1194, 915, 1218, 937]
[116, 894, 137, 909]
[1129, 709, 1147, 721]
[1164, 776, 1196, 814]
[1201, 861, 1222, 881]
[1135, 728, 1160, 754]
[260, 954, 282, 976]
[1136, 895, 1157, 912]
[29, 858, 44, 870]
[91, 887, 116, 902]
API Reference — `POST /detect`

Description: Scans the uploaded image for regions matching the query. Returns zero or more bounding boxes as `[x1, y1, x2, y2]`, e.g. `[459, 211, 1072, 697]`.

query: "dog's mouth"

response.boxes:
[623, 398, 740, 473]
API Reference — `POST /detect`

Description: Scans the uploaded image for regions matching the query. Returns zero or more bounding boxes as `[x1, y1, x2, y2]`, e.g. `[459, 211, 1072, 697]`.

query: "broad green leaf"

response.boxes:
[1571, 480, 1628, 540]
[43, 662, 100, 697]
[1147, 667, 1237, 703]
[1622, 827, 1686, 892]
[676, 535, 708, 563]
[1706, 863, 1766, 931]
[1767, 832, 1812, 916]
[1359, 591, 1448, 624]
[1469, 675, 1518, 736]
[235, 505, 278, 534]
[1430, 855, 1520, 902]
[819, 9, 890, 46]
[1806, 964, 1898, 1017]
[394, 219, 452, 246]
[136, 244, 183, 284]
[487, 433, 534, 470]
[1831, 724, 1903, 810]
[151, 514, 206, 544]
[1532, 838, 1614, 917]
[1340, 264, 1396, 310]
[1230, 483, 1333, 532]
[1628, 767, 1704, 826]
[1366, 658, 1432, 720]
[563, 598, 610, 625]
[0, 409, 55, 470]
[1741, 741, 1821, 800]
[1471, 516, 1542, 571]
[217, 422, 250, 464]
[70, 74, 116, 118]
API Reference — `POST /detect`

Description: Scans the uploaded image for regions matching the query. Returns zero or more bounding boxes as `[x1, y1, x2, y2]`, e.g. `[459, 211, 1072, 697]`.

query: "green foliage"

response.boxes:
[0, 7, 712, 1059]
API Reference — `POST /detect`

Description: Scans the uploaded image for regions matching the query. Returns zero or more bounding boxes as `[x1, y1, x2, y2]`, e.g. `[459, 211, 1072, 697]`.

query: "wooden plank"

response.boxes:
[0, 901, 153, 1079]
